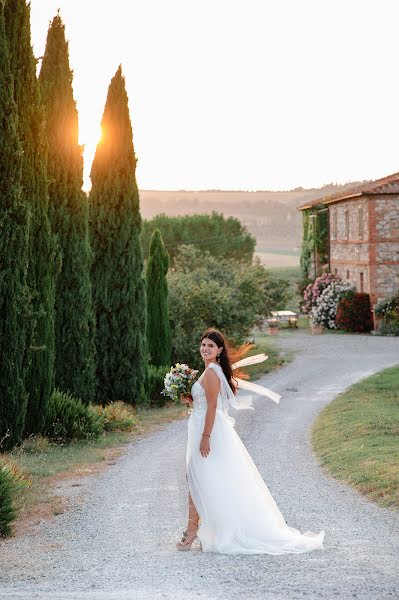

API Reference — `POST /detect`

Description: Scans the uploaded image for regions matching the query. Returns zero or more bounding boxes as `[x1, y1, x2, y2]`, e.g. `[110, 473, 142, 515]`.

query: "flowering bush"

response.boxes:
[374, 291, 399, 322]
[336, 293, 373, 332]
[374, 291, 399, 335]
[310, 281, 355, 329]
[302, 272, 338, 314]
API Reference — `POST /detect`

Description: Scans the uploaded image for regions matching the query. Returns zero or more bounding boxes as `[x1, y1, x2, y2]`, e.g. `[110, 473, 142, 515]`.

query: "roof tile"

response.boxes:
[298, 172, 399, 210]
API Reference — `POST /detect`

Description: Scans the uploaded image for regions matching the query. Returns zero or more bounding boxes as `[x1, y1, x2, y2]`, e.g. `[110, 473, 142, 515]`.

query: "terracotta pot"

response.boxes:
[311, 324, 324, 335]
[268, 326, 279, 335]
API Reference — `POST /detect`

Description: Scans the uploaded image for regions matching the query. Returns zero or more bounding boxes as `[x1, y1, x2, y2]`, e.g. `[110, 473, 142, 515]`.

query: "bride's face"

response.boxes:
[200, 337, 223, 362]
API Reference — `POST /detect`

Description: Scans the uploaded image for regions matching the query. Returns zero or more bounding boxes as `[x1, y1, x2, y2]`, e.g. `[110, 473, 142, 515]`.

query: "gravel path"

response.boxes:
[1, 331, 399, 600]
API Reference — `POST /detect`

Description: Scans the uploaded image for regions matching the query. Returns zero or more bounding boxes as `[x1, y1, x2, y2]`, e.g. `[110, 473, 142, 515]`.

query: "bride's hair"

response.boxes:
[201, 328, 255, 394]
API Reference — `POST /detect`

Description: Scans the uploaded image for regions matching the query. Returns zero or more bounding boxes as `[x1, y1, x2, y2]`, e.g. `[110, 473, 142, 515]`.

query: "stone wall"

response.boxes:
[329, 195, 399, 305]
[329, 198, 370, 293]
[371, 196, 399, 303]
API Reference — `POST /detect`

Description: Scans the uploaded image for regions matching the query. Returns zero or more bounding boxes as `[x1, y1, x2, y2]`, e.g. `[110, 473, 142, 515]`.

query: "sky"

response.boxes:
[30, 0, 399, 191]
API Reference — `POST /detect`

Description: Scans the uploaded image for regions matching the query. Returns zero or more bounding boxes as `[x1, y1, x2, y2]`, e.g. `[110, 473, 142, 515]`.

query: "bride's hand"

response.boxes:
[200, 435, 210, 458]
[180, 394, 193, 407]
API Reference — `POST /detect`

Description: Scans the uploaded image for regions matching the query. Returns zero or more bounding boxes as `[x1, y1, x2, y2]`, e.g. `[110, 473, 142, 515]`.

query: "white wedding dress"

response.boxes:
[186, 362, 325, 554]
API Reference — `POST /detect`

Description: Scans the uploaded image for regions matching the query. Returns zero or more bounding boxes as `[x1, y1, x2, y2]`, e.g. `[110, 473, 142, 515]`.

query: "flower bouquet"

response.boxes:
[161, 363, 199, 404]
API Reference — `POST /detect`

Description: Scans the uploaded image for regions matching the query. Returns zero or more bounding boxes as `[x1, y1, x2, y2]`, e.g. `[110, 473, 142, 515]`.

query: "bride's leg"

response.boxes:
[176, 481, 200, 550]
[186, 492, 200, 533]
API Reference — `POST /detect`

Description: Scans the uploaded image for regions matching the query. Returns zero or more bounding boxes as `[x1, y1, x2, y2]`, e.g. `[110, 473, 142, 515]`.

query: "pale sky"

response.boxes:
[30, 0, 399, 191]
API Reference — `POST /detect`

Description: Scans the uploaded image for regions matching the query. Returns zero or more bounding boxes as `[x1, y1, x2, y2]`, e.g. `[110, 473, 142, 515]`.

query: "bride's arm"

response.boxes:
[200, 368, 220, 458]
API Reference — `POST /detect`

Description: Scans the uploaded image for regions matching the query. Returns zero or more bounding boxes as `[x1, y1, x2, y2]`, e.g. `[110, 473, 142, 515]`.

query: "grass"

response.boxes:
[312, 365, 399, 509]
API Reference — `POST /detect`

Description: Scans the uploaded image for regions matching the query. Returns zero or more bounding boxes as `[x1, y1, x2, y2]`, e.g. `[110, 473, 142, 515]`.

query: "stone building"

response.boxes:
[298, 172, 399, 307]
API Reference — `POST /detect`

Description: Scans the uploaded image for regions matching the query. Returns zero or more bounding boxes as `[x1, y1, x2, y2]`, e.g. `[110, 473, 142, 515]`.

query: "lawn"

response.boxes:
[312, 365, 399, 508]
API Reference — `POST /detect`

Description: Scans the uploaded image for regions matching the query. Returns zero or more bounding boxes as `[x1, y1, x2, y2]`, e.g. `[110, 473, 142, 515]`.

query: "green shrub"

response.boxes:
[146, 365, 170, 406]
[168, 245, 290, 367]
[378, 321, 399, 336]
[0, 463, 26, 537]
[336, 292, 373, 332]
[375, 291, 399, 336]
[43, 390, 104, 443]
[91, 402, 138, 432]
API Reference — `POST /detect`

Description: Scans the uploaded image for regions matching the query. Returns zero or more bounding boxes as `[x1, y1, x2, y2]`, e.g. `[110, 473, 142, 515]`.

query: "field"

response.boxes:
[255, 250, 299, 268]
[139, 183, 362, 256]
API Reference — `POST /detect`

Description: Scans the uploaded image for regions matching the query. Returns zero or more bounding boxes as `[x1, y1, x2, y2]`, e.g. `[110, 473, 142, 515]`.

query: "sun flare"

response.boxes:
[79, 121, 102, 190]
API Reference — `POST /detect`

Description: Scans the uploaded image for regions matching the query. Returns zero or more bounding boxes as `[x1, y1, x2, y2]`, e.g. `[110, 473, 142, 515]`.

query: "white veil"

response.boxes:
[208, 353, 280, 422]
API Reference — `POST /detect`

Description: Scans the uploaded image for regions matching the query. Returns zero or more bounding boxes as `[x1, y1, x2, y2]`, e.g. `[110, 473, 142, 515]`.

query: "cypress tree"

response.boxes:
[146, 230, 171, 366]
[5, 0, 58, 435]
[39, 14, 95, 403]
[0, 1, 30, 450]
[90, 66, 147, 404]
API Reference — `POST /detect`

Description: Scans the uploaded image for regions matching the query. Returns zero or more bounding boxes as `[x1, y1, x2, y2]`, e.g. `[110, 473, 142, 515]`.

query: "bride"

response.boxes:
[177, 327, 325, 554]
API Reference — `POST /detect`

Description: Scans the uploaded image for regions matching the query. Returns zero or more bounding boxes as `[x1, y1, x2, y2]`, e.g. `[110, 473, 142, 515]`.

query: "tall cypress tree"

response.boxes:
[90, 66, 147, 404]
[5, 0, 58, 435]
[0, 1, 30, 450]
[39, 14, 95, 403]
[146, 230, 171, 366]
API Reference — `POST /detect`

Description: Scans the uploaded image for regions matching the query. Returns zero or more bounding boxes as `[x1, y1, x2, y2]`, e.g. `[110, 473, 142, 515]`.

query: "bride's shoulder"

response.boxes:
[207, 362, 219, 370]
[207, 362, 223, 375]
[203, 363, 221, 384]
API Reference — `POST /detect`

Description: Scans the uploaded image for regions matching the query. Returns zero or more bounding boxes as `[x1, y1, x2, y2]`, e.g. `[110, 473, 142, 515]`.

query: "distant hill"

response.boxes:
[139, 182, 366, 254]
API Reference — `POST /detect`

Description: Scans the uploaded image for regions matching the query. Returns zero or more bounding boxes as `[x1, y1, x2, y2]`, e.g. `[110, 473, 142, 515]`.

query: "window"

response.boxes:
[360, 272, 364, 293]
[334, 268, 338, 275]
[358, 208, 364, 238]
[346, 270, 350, 280]
[344, 209, 349, 239]
[332, 209, 338, 239]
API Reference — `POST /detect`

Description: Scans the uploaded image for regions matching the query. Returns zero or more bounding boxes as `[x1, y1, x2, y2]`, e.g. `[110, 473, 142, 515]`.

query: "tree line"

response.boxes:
[0, 4, 150, 451]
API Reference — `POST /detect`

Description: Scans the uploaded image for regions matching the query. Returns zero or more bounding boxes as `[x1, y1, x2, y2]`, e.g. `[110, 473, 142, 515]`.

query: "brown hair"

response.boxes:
[201, 328, 254, 394]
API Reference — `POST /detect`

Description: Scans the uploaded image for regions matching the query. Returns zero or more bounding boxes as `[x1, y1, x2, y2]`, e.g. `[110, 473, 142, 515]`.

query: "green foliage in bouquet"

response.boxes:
[90, 66, 147, 405]
[0, 3, 31, 449]
[161, 363, 199, 404]
[142, 213, 256, 265]
[146, 230, 171, 366]
[5, 0, 59, 438]
[168, 245, 290, 367]
[44, 390, 104, 443]
[39, 14, 96, 404]
[0, 462, 26, 537]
